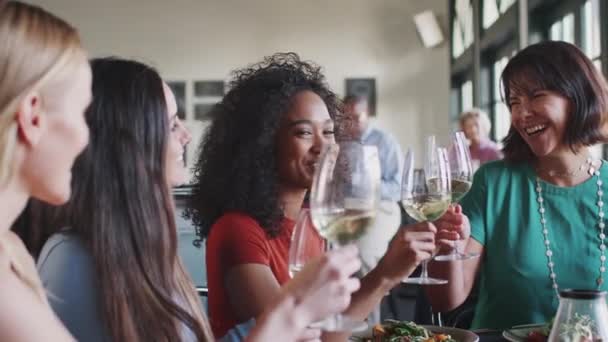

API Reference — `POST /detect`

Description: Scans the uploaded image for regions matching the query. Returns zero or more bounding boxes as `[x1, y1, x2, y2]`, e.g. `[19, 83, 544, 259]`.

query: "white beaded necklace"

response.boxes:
[535, 158, 606, 299]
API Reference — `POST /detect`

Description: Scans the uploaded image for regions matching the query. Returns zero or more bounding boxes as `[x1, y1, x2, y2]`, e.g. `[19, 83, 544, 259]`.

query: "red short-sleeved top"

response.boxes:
[205, 211, 323, 338]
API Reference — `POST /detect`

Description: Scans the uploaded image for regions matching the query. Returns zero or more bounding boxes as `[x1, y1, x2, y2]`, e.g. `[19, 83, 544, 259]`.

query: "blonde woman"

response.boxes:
[0, 1, 92, 341]
[459, 108, 503, 169]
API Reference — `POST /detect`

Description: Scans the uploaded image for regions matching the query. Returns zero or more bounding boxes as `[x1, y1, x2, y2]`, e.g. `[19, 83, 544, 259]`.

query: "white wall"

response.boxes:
[31, 0, 450, 165]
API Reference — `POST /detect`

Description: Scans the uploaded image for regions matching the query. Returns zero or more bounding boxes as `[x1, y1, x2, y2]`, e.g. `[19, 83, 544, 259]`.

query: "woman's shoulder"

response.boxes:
[38, 233, 88, 263]
[208, 212, 268, 243]
[37, 232, 93, 277]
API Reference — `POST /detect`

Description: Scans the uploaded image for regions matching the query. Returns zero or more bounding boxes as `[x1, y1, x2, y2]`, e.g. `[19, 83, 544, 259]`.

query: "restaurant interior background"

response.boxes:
[29, 0, 608, 322]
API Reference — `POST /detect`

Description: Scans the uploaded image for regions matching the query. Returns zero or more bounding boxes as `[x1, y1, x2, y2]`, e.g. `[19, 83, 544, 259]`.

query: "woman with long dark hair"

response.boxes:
[33, 57, 360, 342]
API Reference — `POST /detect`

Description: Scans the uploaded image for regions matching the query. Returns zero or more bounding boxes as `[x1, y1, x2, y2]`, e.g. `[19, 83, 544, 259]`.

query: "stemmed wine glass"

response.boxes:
[434, 131, 480, 261]
[288, 208, 326, 278]
[309, 141, 381, 332]
[401, 137, 451, 285]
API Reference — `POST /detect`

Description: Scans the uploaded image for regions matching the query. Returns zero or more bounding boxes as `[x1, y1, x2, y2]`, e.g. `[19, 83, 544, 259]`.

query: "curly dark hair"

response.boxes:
[187, 52, 341, 240]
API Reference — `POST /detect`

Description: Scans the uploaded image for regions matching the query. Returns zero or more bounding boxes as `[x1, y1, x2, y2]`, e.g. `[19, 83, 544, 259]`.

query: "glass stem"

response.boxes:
[421, 260, 429, 278]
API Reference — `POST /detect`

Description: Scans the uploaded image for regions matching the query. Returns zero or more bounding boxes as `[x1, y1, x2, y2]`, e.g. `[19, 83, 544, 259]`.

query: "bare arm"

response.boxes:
[225, 264, 282, 321]
[246, 246, 361, 342]
[323, 222, 437, 342]
[426, 238, 483, 312]
[0, 269, 74, 342]
[425, 205, 484, 312]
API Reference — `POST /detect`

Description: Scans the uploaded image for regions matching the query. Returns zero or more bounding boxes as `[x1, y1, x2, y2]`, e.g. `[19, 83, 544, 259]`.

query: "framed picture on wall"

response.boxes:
[167, 81, 187, 120]
[345, 78, 377, 116]
[194, 80, 225, 97]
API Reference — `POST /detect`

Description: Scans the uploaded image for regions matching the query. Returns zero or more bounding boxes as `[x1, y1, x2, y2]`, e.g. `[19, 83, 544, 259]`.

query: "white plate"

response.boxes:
[350, 324, 479, 342]
[502, 324, 546, 342]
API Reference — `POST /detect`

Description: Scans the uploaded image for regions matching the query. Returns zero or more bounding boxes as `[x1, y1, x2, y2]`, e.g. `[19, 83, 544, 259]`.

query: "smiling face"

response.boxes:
[508, 83, 571, 158]
[163, 82, 192, 186]
[275, 90, 335, 190]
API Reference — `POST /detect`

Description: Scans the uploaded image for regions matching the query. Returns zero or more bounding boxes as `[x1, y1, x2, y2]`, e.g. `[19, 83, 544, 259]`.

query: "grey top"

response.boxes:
[37, 232, 197, 342]
[37, 233, 110, 342]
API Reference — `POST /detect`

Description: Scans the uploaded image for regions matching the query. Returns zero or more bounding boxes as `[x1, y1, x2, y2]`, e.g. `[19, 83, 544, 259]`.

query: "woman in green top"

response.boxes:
[426, 41, 608, 329]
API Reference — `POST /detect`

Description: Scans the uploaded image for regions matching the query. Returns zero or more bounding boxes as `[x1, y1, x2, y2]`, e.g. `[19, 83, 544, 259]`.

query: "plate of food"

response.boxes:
[502, 321, 552, 342]
[350, 319, 479, 342]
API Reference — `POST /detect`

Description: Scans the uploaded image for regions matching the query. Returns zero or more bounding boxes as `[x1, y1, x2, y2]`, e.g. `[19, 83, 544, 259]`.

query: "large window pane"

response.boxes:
[549, 13, 575, 44]
[461, 80, 473, 112]
[493, 57, 510, 142]
[483, 0, 500, 29]
[499, 0, 516, 13]
[562, 13, 575, 44]
[452, 17, 464, 58]
[582, 0, 601, 59]
[453, 0, 473, 58]
[550, 21, 562, 41]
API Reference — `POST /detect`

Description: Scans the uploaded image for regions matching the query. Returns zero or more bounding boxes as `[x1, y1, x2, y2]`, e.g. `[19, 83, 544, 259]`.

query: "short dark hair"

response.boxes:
[501, 41, 608, 162]
[343, 94, 367, 106]
[187, 52, 341, 239]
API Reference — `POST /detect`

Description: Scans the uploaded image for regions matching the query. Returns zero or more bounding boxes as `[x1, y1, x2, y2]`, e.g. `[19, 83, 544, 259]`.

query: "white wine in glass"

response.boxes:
[435, 131, 480, 262]
[401, 142, 451, 285]
[403, 193, 452, 222]
[288, 208, 325, 278]
[310, 142, 380, 332]
[450, 179, 472, 203]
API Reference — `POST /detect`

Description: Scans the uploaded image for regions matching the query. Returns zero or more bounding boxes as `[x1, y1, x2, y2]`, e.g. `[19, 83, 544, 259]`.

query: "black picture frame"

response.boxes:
[194, 80, 224, 97]
[345, 78, 377, 116]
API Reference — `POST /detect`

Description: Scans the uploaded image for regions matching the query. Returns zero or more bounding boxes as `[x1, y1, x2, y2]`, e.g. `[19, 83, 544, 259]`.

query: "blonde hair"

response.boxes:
[0, 1, 85, 188]
[459, 107, 492, 138]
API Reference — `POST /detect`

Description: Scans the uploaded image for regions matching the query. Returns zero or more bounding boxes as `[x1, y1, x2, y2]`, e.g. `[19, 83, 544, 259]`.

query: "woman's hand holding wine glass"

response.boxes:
[434, 131, 479, 261]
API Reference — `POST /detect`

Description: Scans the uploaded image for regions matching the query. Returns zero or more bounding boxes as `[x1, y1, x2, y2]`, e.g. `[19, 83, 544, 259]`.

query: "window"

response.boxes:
[549, 12, 575, 44]
[492, 57, 511, 142]
[461, 80, 473, 112]
[482, 0, 517, 29]
[582, 0, 602, 70]
[452, 0, 474, 58]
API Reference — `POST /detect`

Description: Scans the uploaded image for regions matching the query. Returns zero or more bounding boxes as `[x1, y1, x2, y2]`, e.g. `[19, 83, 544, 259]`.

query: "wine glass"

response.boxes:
[309, 141, 380, 332]
[401, 139, 451, 285]
[434, 131, 480, 261]
[288, 208, 326, 278]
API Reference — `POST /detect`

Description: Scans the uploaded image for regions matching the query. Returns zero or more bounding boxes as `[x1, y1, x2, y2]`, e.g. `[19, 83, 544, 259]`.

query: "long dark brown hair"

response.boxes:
[17, 57, 212, 341]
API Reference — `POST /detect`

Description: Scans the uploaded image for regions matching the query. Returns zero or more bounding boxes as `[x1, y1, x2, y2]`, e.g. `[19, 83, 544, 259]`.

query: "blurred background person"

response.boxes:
[459, 108, 502, 170]
[342, 95, 403, 273]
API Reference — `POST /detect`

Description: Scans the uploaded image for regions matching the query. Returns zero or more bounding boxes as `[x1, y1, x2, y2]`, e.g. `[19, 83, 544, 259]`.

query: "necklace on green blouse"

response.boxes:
[535, 158, 606, 299]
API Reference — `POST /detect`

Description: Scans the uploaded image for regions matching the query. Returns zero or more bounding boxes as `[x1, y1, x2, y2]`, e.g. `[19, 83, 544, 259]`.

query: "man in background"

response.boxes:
[343, 95, 403, 271]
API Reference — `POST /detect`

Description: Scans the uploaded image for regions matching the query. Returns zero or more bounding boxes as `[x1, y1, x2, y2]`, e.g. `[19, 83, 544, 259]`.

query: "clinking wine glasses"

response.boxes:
[401, 137, 451, 285]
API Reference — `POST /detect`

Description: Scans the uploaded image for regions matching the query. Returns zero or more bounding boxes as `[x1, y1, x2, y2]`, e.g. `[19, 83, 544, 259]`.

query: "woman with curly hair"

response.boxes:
[188, 52, 439, 340]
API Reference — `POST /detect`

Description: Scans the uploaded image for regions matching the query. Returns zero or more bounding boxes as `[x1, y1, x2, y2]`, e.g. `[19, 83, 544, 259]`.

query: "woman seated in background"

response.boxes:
[0, 2, 92, 341]
[23, 57, 360, 342]
[188, 52, 440, 341]
[459, 108, 502, 170]
[428, 41, 608, 329]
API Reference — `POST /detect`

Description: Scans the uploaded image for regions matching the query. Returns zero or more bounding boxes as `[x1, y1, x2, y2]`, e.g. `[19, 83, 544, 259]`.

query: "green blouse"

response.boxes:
[461, 160, 608, 329]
